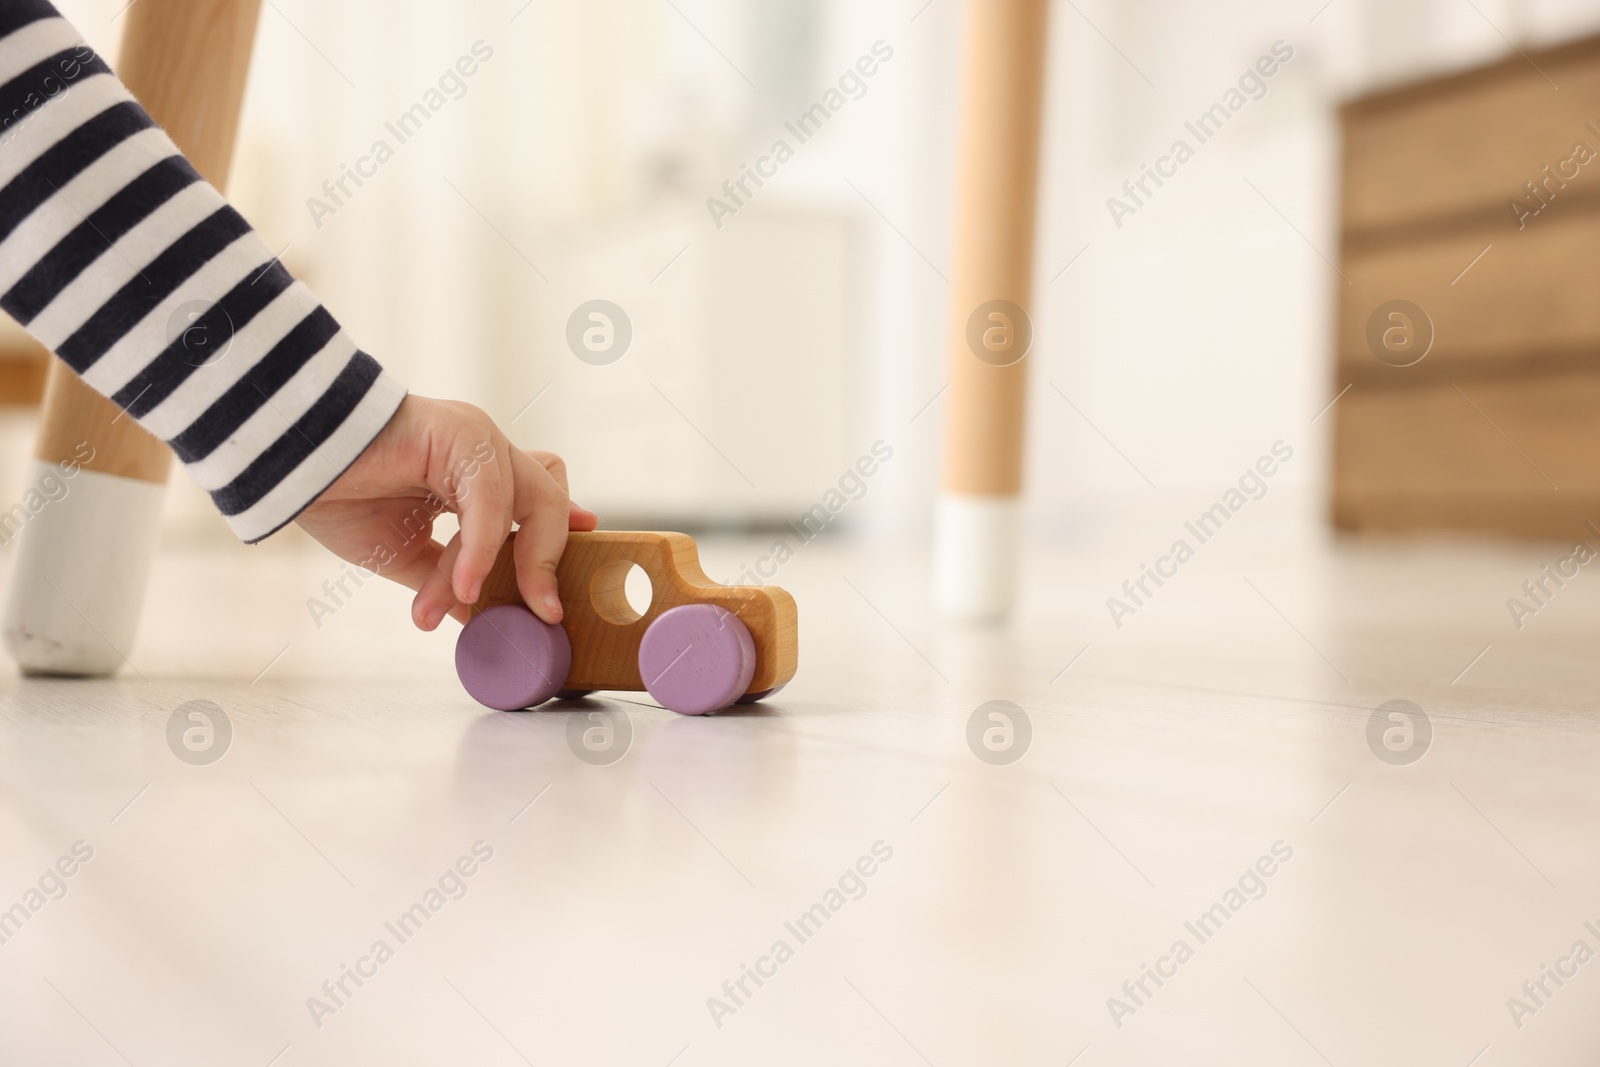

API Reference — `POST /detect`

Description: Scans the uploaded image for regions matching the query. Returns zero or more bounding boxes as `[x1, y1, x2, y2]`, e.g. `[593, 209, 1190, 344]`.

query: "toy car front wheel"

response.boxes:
[456, 604, 572, 711]
[638, 604, 756, 715]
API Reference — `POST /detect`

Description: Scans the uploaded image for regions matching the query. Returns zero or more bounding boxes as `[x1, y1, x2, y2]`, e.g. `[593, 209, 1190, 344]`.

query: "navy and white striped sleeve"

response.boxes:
[0, 0, 406, 542]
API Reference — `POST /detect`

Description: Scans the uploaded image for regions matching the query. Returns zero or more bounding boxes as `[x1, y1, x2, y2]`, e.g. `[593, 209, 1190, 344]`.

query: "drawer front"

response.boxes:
[1342, 43, 1600, 235]
[1338, 214, 1600, 379]
[1334, 373, 1600, 536]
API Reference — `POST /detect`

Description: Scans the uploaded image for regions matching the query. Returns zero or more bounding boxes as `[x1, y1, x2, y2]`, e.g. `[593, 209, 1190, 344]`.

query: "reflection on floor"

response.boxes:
[1, 528, 1597, 1065]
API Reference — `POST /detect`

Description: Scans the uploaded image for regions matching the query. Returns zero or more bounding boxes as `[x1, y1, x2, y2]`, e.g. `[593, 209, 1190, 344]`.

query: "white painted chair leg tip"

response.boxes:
[934, 493, 1019, 623]
[0, 463, 164, 677]
[4, 624, 129, 676]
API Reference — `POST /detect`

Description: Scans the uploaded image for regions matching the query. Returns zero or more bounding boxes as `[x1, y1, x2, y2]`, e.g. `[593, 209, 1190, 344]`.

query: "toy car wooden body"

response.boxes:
[455, 531, 798, 715]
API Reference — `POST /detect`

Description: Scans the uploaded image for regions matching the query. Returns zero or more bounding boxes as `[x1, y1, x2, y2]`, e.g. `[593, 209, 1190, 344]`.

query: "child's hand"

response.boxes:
[295, 395, 598, 630]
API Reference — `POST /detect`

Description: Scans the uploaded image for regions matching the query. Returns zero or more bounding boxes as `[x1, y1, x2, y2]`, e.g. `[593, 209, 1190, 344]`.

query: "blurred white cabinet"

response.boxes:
[522, 204, 854, 525]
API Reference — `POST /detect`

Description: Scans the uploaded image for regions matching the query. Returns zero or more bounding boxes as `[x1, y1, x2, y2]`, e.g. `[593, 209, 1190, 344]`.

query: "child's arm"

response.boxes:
[0, 1, 589, 628]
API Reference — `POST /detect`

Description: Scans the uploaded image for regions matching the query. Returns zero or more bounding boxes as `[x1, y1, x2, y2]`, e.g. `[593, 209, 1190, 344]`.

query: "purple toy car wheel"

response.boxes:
[638, 604, 756, 715]
[456, 604, 572, 711]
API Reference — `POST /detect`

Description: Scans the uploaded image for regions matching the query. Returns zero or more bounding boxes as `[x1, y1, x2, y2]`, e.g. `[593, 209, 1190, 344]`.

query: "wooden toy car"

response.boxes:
[455, 531, 798, 715]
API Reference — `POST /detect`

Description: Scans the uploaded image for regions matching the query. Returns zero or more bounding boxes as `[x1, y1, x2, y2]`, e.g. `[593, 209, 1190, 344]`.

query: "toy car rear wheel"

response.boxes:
[456, 604, 572, 711]
[638, 604, 756, 715]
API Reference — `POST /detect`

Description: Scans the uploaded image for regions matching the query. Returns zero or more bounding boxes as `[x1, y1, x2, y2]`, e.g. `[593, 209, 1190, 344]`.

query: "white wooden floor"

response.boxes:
[2, 526, 1599, 1065]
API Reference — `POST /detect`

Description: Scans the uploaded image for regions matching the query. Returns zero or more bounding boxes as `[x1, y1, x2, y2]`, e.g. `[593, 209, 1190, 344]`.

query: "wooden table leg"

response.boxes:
[2, 0, 262, 674]
[935, 0, 1050, 622]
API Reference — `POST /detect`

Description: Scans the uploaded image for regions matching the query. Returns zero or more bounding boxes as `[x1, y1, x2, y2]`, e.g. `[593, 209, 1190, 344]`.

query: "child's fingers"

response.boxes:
[413, 536, 466, 630]
[444, 437, 513, 606]
[529, 450, 599, 528]
[526, 449, 568, 491]
[379, 538, 447, 595]
[509, 448, 571, 624]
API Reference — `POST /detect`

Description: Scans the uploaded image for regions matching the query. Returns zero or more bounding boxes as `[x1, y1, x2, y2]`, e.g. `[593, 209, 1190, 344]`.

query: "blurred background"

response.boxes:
[15, 6, 1600, 1062]
[7, 0, 1600, 558]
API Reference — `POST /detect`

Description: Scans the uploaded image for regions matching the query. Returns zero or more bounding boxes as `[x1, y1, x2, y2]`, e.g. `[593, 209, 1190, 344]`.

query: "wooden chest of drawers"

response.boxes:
[1335, 35, 1600, 538]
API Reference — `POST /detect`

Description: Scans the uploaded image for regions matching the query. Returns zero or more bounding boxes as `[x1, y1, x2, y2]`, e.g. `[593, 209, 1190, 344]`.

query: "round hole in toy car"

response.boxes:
[590, 559, 653, 625]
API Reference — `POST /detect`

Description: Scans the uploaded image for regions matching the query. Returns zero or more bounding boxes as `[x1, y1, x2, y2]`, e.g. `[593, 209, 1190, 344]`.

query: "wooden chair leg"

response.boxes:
[2, 0, 262, 674]
[935, 0, 1050, 622]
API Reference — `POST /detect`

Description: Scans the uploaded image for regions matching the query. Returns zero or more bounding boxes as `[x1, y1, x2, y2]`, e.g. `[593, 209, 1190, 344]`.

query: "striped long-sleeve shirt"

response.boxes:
[0, 0, 405, 542]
